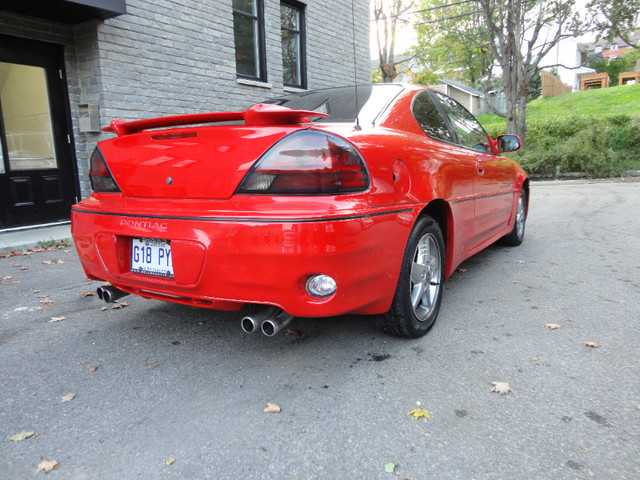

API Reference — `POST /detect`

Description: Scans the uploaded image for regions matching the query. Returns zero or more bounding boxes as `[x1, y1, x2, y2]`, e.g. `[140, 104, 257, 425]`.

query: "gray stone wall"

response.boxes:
[1, 0, 370, 201]
[95, 0, 370, 120]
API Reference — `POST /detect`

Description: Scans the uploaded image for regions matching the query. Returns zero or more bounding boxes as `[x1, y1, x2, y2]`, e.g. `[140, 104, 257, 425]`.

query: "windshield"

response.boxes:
[262, 84, 404, 126]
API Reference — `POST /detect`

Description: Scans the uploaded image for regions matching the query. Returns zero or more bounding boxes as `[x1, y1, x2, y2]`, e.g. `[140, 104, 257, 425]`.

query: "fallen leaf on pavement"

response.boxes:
[82, 291, 96, 297]
[12, 263, 21, 267]
[20, 266, 28, 271]
[407, 409, 431, 420]
[584, 341, 601, 348]
[35, 459, 58, 474]
[52, 259, 65, 264]
[87, 366, 99, 372]
[9, 430, 35, 442]
[531, 357, 539, 362]
[41, 260, 52, 265]
[457, 268, 467, 272]
[165, 458, 175, 466]
[50, 317, 66, 323]
[285, 329, 301, 336]
[112, 302, 129, 310]
[38, 294, 50, 299]
[144, 363, 160, 370]
[101, 306, 108, 311]
[543, 323, 561, 330]
[61, 393, 75, 403]
[263, 402, 281, 413]
[3, 275, 12, 280]
[384, 462, 398, 473]
[491, 382, 513, 395]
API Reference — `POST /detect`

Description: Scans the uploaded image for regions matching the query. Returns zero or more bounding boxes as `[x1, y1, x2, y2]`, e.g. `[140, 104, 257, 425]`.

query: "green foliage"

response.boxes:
[412, 0, 494, 86]
[37, 239, 73, 249]
[587, 0, 640, 45]
[412, 69, 440, 86]
[371, 67, 383, 84]
[590, 56, 634, 85]
[527, 71, 542, 103]
[620, 47, 640, 70]
[478, 84, 640, 177]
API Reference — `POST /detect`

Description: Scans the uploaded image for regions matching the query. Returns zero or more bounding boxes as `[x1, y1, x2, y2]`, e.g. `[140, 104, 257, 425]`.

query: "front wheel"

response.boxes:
[375, 215, 445, 338]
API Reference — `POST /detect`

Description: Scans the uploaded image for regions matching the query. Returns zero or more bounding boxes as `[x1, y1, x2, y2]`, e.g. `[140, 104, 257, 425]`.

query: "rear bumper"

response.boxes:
[71, 204, 416, 317]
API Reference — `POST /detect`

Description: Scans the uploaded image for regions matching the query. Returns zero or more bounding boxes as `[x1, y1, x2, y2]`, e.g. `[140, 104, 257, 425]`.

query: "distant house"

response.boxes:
[430, 78, 483, 114]
[542, 39, 596, 92]
[586, 31, 640, 61]
[0, 0, 370, 231]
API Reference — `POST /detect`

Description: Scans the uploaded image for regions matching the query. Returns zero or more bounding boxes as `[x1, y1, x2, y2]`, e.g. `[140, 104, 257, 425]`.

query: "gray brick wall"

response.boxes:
[0, 0, 370, 201]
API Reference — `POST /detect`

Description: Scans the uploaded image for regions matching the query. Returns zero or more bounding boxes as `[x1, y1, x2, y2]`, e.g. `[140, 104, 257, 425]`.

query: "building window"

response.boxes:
[281, 1, 306, 88]
[594, 45, 603, 53]
[233, 0, 266, 81]
[611, 43, 618, 51]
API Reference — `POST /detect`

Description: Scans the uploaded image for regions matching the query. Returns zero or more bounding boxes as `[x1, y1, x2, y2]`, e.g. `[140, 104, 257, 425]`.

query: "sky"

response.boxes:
[370, 8, 417, 59]
[369, 1, 596, 61]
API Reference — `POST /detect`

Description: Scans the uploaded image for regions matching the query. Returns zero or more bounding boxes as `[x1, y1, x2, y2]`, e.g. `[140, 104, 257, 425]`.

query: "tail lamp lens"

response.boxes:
[237, 131, 369, 194]
[89, 147, 120, 193]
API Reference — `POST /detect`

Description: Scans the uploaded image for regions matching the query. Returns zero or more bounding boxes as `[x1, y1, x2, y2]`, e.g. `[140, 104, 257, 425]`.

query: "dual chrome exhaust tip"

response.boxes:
[96, 286, 292, 337]
[96, 285, 130, 303]
[241, 307, 293, 337]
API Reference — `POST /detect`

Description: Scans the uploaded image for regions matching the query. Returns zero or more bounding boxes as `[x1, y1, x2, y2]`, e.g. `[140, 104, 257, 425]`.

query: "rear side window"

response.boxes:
[433, 92, 488, 151]
[263, 84, 402, 125]
[412, 91, 452, 142]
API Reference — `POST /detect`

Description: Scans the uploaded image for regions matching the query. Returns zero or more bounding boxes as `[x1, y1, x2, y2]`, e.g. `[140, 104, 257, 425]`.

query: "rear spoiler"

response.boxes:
[102, 104, 328, 137]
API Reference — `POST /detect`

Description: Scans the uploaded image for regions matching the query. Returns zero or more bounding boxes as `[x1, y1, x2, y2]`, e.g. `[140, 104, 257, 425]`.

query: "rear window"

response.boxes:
[262, 85, 403, 125]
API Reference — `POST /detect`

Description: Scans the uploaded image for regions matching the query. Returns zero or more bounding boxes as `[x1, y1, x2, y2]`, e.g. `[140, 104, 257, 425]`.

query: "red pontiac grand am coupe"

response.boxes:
[72, 84, 528, 338]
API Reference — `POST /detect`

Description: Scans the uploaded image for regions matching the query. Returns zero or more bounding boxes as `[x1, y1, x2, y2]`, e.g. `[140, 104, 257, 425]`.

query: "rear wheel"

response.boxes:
[375, 215, 445, 338]
[499, 188, 527, 246]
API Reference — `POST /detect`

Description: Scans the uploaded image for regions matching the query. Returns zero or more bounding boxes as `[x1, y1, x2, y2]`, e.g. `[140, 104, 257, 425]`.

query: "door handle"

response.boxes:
[476, 164, 485, 176]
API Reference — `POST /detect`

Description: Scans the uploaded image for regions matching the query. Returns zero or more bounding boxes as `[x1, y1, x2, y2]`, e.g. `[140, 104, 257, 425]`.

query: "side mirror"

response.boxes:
[496, 134, 521, 153]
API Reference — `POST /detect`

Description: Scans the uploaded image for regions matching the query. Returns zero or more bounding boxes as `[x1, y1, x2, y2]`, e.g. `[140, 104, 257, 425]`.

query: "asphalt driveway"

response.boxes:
[1, 179, 639, 479]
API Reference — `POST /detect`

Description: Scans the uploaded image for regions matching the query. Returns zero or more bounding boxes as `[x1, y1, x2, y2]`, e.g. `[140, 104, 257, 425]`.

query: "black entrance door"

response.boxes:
[0, 36, 78, 230]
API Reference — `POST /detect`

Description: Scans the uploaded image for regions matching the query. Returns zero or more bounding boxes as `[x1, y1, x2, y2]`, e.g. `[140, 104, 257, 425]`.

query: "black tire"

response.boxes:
[499, 188, 527, 246]
[375, 215, 445, 338]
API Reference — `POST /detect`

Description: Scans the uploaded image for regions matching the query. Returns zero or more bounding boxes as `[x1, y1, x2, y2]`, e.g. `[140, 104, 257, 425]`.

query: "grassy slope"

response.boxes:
[477, 83, 640, 133]
[476, 84, 640, 177]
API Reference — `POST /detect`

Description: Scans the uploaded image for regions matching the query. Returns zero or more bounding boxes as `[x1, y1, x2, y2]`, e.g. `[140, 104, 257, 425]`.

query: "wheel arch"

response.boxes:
[416, 199, 456, 278]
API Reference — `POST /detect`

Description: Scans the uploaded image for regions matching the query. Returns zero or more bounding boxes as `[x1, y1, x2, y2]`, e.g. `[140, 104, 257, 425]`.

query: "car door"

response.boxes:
[432, 92, 515, 249]
[411, 90, 477, 258]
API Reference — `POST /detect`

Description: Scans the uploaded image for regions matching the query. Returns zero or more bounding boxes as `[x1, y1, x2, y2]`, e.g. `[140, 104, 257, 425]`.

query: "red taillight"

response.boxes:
[89, 147, 120, 193]
[237, 131, 369, 194]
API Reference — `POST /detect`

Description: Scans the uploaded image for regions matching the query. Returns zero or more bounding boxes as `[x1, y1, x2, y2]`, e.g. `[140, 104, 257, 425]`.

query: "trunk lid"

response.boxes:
[98, 125, 303, 199]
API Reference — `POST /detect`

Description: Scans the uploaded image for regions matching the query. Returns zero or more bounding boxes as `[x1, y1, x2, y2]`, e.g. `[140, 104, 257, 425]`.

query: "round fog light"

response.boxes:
[306, 274, 337, 298]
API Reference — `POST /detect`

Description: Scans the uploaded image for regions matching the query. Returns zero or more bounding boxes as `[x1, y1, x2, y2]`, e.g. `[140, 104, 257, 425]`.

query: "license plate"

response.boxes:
[130, 238, 174, 278]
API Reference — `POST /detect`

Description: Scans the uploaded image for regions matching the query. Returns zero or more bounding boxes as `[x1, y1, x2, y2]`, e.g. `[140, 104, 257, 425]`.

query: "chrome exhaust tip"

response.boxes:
[241, 307, 277, 334]
[96, 285, 130, 303]
[261, 310, 293, 337]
